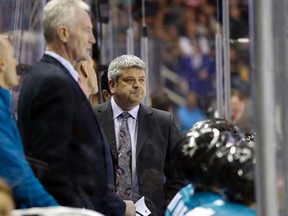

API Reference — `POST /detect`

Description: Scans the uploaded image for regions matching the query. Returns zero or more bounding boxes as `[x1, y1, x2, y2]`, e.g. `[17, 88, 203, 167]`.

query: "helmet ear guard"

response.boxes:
[175, 118, 256, 204]
[220, 132, 256, 205]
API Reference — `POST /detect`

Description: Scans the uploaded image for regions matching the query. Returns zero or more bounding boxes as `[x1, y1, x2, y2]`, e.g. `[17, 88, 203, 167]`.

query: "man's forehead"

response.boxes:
[121, 73, 146, 79]
[122, 67, 146, 74]
[75, 6, 93, 26]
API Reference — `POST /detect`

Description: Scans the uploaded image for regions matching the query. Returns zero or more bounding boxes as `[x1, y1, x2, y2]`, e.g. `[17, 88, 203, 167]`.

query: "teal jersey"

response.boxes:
[166, 184, 255, 216]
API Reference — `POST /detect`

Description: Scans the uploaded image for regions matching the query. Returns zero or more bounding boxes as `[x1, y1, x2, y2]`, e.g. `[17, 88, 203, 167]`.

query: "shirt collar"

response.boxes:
[45, 50, 79, 81]
[111, 97, 139, 120]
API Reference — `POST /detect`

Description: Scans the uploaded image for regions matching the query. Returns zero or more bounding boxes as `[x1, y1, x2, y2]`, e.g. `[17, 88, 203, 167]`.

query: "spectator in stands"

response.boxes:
[230, 46, 250, 93]
[76, 55, 98, 98]
[230, 3, 249, 39]
[159, 23, 181, 72]
[230, 88, 247, 125]
[0, 34, 58, 208]
[166, 118, 256, 216]
[208, 88, 252, 132]
[177, 42, 215, 99]
[100, 70, 111, 102]
[150, 88, 173, 112]
[176, 91, 207, 133]
[178, 21, 210, 57]
[230, 89, 254, 133]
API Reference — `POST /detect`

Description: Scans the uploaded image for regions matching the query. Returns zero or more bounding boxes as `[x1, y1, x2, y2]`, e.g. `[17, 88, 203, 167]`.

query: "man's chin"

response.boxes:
[130, 98, 143, 104]
[9, 80, 19, 88]
[86, 50, 92, 57]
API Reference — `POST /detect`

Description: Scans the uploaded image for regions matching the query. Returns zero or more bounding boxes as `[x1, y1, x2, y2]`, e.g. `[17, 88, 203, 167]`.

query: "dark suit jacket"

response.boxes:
[94, 101, 186, 216]
[17, 55, 125, 216]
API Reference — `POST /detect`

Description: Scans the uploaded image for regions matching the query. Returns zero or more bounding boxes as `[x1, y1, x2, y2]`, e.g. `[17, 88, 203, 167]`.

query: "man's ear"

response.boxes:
[57, 26, 69, 42]
[80, 64, 88, 78]
[109, 79, 115, 94]
[102, 90, 111, 101]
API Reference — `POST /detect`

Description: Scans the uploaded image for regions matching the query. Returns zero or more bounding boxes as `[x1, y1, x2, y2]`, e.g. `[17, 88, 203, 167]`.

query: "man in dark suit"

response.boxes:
[17, 0, 135, 215]
[93, 54, 186, 216]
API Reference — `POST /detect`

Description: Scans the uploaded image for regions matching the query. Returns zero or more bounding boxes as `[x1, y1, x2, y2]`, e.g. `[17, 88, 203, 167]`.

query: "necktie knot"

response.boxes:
[121, 112, 130, 120]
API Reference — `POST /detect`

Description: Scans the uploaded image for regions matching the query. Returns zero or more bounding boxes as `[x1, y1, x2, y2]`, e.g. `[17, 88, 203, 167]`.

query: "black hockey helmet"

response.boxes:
[175, 118, 256, 204]
[175, 118, 245, 190]
[219, 132, 256, 205]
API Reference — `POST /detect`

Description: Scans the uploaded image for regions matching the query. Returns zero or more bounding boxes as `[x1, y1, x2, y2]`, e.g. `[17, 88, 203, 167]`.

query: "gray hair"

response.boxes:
[44, 0, 90, 43]
[108, 54, 147, 82]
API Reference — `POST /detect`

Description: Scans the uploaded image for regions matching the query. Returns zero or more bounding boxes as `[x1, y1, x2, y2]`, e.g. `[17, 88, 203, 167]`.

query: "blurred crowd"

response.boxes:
[106, 0, 252, 133]
[0, 0, 253, 133]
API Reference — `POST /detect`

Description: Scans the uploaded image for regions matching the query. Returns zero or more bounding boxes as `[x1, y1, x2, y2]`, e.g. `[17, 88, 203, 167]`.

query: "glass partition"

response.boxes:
[0, 0, 46, 65]
[0, 0, 253, 131]
[7, 0, 288, 215]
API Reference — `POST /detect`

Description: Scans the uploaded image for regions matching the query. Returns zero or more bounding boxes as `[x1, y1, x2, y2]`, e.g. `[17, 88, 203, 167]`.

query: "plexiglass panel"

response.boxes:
[0, 0, 46, 65]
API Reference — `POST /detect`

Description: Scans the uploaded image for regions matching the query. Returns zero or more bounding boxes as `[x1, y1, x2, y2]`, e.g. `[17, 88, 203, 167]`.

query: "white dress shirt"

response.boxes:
[111, 97, 139, 198]
[45, 51, 79, 82]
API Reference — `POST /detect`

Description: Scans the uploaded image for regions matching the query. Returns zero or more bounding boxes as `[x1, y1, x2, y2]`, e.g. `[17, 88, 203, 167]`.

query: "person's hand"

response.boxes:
[124, 200, 136, 216]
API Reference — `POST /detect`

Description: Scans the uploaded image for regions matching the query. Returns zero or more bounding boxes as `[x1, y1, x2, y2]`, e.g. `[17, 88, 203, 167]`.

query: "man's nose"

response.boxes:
[90, 33, 96, 44]
[133, 80, 141, 88]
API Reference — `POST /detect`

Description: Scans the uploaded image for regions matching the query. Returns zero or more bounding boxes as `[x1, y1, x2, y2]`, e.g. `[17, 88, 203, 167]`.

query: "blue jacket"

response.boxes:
[0, 87, 58, 208]
[166, 184, 256, 216]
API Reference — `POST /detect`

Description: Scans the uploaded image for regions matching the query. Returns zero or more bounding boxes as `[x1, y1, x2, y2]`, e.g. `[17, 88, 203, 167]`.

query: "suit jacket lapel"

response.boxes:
[97, 102, 118, 160]
[41, 54, 98, 122]
[136, 105, 153, 157]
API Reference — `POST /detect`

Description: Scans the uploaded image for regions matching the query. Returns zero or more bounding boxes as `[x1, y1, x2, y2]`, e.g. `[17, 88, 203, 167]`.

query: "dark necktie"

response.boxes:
[116, 112, 132, 199]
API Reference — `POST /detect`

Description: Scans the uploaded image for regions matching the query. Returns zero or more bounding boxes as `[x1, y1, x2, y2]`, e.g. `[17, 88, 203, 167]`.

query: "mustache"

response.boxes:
[130, 89, 143, 94]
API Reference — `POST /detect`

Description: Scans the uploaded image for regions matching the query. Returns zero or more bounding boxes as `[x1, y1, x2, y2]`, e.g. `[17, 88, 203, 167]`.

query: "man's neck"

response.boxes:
[46, 44, 77, 68]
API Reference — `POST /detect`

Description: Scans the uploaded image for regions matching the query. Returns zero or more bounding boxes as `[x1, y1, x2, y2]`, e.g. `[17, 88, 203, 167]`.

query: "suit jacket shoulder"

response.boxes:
[141, 104, 174, 121]
[93, 101, 114, 138]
